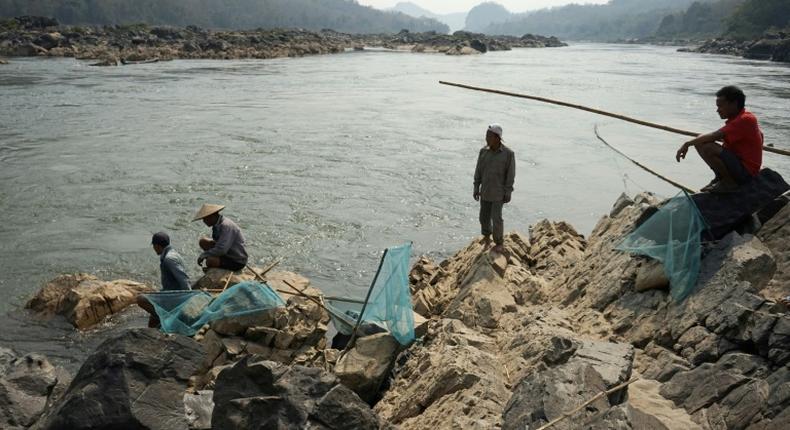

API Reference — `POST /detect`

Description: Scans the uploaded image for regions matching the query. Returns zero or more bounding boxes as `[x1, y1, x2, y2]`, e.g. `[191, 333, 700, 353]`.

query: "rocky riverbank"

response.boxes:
[2, 191, 789, 429]
[679, 30, 790, 63]
[0, 16, 566, 65]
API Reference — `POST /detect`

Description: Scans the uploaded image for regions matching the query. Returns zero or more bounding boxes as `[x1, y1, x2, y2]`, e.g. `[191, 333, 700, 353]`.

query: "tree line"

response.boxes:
[479, 0, 788, 41]
[0, 0, 450, 34]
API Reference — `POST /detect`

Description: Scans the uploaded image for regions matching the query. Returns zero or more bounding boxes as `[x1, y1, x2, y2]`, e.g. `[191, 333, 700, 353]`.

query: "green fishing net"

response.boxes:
[326, 243, 415, 345]
[617, 192, 708, 301]
[143, 281, 286, 336]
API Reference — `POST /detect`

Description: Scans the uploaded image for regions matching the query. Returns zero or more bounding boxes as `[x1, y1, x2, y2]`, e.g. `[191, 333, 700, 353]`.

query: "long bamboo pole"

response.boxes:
[439, 81, 790, 157]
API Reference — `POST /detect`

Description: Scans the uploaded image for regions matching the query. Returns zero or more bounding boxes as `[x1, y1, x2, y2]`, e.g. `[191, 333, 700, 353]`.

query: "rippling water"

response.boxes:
[1, 44, 789, 367]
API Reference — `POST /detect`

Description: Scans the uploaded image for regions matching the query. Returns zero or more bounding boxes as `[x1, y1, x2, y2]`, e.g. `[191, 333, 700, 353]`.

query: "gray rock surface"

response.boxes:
[211, 357, 381, 429]
[34, 328, 204, 430]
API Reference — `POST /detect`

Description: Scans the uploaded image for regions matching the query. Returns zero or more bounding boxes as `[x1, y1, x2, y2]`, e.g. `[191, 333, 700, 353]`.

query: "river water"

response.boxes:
[1, 43, 789, 367]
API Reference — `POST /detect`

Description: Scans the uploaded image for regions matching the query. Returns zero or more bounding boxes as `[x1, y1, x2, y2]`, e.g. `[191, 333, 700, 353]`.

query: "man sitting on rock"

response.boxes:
[676, 85, 763, 193]
[474, 123, 516, 254]
[193, 204, 249, 271]
[137, 231, 191, 328]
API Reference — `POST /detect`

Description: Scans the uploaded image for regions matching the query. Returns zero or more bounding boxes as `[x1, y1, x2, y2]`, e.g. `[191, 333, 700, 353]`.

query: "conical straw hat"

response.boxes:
[192, 204, 225, 221]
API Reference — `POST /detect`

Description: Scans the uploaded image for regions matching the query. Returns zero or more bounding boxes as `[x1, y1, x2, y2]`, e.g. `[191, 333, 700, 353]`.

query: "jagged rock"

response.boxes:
[183, 390, 213, 430]
[626, 379, 702, 430]
[502, 361, 613, 430]
[32, 32, 64, 50]
[34, 329, 204, 430]
[529, 220, 586, 280]
[444, 251, 517, 329]
[758, 203, 790, 301]
[0, 353, 71, 429]
[25, 273, 153, 330]
[610, 192, 635, 218]
[211, 357, 380, 429]
[375, 319, 510, 429]
[334, 333, 399, 403]
[192, 268, 253, 291]
[638, 342, 692, 383]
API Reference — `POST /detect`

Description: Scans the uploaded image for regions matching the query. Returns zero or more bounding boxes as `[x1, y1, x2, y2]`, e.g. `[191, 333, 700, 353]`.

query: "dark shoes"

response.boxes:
[709, 181, 739, 194]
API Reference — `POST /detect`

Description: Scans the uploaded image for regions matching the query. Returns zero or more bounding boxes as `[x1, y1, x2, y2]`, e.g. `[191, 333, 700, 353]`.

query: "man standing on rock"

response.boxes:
[474, 124, 516, 254]
[137, 231, 191, 328]
[193, 204, 249, 271]
[676, 85, 763, 193]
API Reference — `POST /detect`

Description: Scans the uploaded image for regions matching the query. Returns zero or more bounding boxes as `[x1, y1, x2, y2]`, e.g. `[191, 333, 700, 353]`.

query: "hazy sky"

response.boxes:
[357, 1, 610, 14]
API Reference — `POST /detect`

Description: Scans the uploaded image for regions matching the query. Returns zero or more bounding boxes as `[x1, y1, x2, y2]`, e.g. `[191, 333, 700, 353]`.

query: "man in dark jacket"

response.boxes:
[137, 231, 191, 328]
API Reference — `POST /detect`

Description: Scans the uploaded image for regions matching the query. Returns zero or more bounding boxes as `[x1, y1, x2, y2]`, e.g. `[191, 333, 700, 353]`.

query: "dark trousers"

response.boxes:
[480, 200, 504, 245]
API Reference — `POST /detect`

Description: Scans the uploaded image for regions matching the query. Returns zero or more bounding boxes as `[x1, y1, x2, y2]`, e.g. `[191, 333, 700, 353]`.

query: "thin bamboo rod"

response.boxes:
[595, 126, 697, 194]
[535, 378, 640, 430]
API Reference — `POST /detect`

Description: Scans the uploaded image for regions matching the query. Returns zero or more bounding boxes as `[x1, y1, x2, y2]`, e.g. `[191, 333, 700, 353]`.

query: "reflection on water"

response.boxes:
[0, 44, 789, 366]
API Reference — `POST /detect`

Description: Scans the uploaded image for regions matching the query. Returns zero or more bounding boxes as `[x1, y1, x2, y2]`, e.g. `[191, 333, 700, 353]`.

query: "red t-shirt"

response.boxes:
[720, 109, 763, 176]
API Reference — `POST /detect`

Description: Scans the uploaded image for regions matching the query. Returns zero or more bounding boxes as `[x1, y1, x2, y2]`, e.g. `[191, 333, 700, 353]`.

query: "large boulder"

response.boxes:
[334, 333, 399, 403]
[0, 352, 71, 429]
[34, 329, 204, 430]
[211, 357, 381, 429]
[26, 274, 153, 330]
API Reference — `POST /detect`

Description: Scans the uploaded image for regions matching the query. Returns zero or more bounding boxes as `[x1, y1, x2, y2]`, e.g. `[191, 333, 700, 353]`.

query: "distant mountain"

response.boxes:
[390, 2, 466, 33]
[465, 2, 512, 33]
[0, 0, 450, 34]
[484, 0, 707, 40]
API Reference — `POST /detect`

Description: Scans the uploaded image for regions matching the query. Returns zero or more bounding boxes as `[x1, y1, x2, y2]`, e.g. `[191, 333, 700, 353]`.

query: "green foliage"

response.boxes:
[725, 0, 790, 39]
[0, 0, 449, 34]
[483, 0, 704, 40]
[655, 0, 743, 39]
[0, 16, 18, 31]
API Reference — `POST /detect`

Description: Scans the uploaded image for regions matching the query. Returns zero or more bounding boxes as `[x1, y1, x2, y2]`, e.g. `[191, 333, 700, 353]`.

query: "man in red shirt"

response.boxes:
[676, 86, 763, 193]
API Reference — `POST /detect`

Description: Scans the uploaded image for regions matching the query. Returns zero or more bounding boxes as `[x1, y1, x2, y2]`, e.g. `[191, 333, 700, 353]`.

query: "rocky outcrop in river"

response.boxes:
[13, 191, 790, 429]
[0, 16, 566, 65]
[682, 30, 790, 63]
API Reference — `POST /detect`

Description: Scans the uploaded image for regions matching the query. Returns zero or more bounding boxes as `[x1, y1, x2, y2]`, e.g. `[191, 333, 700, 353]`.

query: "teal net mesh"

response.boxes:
[617, 191, 708, 301]
[327, 243, 415, 345]
[143, 281, 286, 336]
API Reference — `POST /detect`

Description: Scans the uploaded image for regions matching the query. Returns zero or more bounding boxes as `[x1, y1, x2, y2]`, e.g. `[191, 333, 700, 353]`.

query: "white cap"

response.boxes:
[487, 123, 503, 139]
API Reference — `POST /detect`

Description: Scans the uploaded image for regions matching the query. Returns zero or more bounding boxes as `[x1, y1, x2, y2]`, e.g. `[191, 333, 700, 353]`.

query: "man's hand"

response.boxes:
[676, 142, 690, 162]
[474, 191, 480, 202]
[197, 256, 205, 266]
[504, 193, 511, 204]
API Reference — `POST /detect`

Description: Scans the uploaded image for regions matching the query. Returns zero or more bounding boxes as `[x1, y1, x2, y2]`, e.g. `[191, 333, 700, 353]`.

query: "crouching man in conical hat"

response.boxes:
[193, 204, 249, 271]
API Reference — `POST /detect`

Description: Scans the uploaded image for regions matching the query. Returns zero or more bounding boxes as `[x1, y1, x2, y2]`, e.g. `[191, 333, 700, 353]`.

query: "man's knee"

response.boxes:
[199, 237, 214, 251]
[695, 142, 722, 158]
[205, 256, 222, 268]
